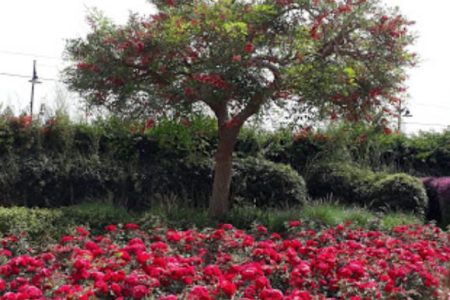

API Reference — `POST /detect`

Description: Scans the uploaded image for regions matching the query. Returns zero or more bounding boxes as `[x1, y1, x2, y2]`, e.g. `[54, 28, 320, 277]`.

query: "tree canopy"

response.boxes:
[65, 0, 415, 127]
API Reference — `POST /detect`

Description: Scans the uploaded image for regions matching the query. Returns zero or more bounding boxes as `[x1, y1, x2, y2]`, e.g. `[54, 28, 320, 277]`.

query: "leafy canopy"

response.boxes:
[65, 0, 415, 129]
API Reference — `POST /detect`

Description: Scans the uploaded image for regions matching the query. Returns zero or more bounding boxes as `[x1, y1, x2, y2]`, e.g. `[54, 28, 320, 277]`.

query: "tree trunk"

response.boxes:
[209, 127, 239, 220]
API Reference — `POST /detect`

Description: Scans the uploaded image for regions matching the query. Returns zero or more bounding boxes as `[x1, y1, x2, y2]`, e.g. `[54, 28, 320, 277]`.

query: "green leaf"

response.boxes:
[344, 67, 356, 79]
[223, 21, 248, 36]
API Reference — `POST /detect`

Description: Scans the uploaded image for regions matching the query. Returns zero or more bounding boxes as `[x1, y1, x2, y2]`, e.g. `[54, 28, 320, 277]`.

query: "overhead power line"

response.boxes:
[0, 72, 60, 82]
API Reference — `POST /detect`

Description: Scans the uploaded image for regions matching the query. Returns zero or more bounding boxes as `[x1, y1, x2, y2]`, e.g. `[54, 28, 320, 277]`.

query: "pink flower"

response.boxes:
[105, 224, 117, 232]
[60, 235, 75, 244]
[125, 223, 140, 230]
[220, 280, 237, 297]
[0, 278, 6, 291]
[189, 286, 211, 300]
[132, 285, 149, 299]
[289, 220, 301, 227]
[260, 288, 284, 300]
[257, 225, 268, 234]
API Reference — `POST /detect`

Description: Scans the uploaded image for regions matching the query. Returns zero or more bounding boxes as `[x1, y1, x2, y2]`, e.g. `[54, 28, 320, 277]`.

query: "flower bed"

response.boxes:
[0, 222, 449, 299]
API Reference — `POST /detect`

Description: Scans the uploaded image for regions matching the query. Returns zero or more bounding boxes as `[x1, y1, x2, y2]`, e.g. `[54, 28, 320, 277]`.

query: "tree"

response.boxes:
[64, 0, 416, 219]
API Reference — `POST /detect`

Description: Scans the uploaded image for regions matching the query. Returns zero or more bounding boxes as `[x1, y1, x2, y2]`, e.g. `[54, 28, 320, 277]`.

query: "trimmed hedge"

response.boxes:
[306, 163, 428, 216]
[0, 202, 132, 242]
[0, 154, 307, 210]
[140, 157, 308, 209]
[370, 174, 428, 216]
[306, 163, 376, 204]
[233, 157, 307, 208]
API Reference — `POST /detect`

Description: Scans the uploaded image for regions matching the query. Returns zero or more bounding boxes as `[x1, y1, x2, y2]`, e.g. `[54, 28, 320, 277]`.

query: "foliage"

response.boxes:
[306, 163, 428, 216]
[60, 202, 132, 233]
[370, 174, 428, 216]
[0, 201, 423, 245]
[0, 206, 64, 242]
[0, 117, 308, 210]
[65, 0, 415, 125]
[0, 203, 133, 245]
[269, 123, 450, 177]
[306, 162, 376, 204]
[233, 157, 307, 208]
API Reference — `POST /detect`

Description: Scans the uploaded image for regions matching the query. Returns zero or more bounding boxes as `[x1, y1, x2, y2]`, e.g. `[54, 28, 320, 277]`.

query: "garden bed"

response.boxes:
[0, 221, 449, 299]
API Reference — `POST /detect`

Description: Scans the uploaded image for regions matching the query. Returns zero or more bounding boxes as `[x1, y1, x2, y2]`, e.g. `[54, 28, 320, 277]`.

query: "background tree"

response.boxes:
[64, 0, 416, 219]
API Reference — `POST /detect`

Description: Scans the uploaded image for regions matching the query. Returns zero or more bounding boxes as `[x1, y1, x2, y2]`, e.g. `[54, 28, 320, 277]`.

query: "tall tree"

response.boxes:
[64, 0, 416, 219]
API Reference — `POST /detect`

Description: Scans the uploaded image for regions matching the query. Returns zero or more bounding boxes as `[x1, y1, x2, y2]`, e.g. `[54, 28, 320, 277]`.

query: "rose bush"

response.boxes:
[0, 222, 449, 299]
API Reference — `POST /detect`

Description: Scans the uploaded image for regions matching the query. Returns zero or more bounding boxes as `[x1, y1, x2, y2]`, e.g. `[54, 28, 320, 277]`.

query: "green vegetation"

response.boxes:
[306, 163, 428, 216]
[0, 201, 424, 245]
[1, 114, 449, 225]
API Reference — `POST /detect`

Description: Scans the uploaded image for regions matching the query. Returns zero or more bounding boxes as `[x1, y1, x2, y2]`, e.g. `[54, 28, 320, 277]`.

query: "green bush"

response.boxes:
[0, 202, 133, 243]
[306, 163, 376, 204]
[0, 206, 64, 240]
[306, 163, 428, 215]
[233, 157, 307, 208]
[370, 174, 428, 216]
[61, 202, 132, 231]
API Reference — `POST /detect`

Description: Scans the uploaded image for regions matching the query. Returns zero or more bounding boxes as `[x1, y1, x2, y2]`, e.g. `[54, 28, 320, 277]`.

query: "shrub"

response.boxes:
[0, 203, 134, 245]
[370, 174, 428, 216]
[306, 163, 427, 215]
[140, 157, 307, 210]
[61, 202, 132, 232]
[306, 163, 376, 204]
[140, 158, 213, 209]
[72, 124, 99, 155]
[0, 206, 64, 241]
[233, 157, 307, 208]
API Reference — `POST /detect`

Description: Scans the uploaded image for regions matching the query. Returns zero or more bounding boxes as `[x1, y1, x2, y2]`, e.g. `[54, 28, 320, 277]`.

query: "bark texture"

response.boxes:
[208, 126, 239, 220]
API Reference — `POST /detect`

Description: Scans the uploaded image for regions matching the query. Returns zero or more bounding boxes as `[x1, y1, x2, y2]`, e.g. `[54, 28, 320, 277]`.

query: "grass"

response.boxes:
[140, 199, 424, 232]
[0, 199, 426, 244]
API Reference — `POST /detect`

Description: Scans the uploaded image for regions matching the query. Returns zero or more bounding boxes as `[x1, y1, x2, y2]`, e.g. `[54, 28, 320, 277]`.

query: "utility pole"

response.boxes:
[29, 60, 41, 118]
[397, 98, 412, 133]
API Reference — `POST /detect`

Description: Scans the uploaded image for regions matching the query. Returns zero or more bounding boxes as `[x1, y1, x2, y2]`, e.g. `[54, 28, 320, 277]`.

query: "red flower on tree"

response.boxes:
[145, 118, 155, 130]
[244, 42, 255, 53]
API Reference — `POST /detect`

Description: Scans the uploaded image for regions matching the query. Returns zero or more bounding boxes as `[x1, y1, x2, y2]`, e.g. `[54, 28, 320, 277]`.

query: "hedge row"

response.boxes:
[306, 163, 429, 216]
[1, 115, 450, 177]
[0, 154, 307, 210]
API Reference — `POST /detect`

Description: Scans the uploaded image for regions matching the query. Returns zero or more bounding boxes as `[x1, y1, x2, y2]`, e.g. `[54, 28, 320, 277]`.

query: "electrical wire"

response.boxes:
[0, 72, 60, 82]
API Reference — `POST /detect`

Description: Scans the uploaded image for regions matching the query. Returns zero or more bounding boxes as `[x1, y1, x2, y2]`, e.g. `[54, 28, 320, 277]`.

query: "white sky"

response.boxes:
[0, 0, 449, 133]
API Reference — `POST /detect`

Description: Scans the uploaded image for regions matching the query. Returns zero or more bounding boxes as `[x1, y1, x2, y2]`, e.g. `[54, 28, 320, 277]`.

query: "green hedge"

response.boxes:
[306, 163, 428, 216]
[0, 202, 132, 243]
[140, 157, 308, 209]
[0, 154, 307, 210]
[233, 157, 307, 208]
[370, 174, 428, 216]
